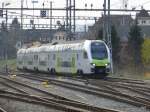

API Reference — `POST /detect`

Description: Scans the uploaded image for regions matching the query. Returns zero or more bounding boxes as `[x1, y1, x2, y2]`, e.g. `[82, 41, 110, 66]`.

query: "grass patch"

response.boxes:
[0, 59, 16, 71]
[143, 72, 150, 80]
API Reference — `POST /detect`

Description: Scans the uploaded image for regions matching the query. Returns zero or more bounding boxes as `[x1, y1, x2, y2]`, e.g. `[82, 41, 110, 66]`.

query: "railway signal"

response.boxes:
[40, 10, 47, 17]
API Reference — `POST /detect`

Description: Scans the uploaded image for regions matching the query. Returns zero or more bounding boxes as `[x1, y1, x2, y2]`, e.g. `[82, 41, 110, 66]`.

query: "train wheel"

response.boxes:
[34, 67, 36, 71]
[34, 67, 38, 72]
[51, 68, 56, 75]
[47, 68, 50, 72]
[77, 70, 83, 76]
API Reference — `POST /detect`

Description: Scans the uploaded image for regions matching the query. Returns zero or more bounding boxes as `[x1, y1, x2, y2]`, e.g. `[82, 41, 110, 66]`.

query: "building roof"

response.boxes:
[136, 9, 149, 17]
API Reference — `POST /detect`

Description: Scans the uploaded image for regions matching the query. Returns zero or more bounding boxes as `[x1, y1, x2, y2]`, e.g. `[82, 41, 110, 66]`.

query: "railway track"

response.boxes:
[16, 73, 150, 110]
[106, 77, 146, 84]
[0, 75, 121, 112]
[0, 90, 122, 112]
[0, 107, 7, 112]
[1, 71, 150, 111]
[0, 90, 93, 112]
[90, 78, 150, 97]
[3, 71, 150, 96]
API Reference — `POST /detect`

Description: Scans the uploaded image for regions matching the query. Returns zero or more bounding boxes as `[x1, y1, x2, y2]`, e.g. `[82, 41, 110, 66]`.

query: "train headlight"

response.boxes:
[105, 63, 110, 68]
[92, 63, 96, 66]
[90, 63, 96, 67]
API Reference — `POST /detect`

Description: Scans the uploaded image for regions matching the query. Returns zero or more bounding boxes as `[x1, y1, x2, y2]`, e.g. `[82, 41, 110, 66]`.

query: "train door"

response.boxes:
[38, 52, 47, 71]
[76, 51, 82, 70]
[33, 54, 38, 70]
[48, 52, 57, 73]
[47, 52, 54, 71]
[59, 50, 71, 74]
[80, 50, 91, 74]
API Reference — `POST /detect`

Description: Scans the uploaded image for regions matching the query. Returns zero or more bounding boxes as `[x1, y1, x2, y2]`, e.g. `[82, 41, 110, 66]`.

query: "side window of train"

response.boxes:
[34, 55, 38, 60]
[53, 54, 56, 60]
[48, 54, 50, 60]
[76, 54, 79, 60]
[83, 51, 88, 59]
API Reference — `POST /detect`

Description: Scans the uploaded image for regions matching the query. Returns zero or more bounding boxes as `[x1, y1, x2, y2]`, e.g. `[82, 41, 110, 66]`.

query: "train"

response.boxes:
[17, 40, 111, 77]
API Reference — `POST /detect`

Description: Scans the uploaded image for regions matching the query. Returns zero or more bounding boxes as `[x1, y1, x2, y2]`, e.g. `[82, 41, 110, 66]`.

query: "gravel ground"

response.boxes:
[0, 82, 20, 93]
[0, 98, 63, 112]
[6, 76, 149, 112]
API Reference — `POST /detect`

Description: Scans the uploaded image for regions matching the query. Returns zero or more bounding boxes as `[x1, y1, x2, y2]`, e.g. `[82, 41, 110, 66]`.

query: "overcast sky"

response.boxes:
[0, 0, 150, 31]
[1, 0, 150, 9]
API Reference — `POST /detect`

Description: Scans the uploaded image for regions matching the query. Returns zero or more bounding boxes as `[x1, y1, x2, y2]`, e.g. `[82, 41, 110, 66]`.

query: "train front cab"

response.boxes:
[90, 41, 110, 75]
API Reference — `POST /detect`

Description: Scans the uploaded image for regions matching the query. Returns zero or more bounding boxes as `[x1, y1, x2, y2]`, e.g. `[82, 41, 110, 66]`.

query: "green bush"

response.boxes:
[142, 39, 150, 66]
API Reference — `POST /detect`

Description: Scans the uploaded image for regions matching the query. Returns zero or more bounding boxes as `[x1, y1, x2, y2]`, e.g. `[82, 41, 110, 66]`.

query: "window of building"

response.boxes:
[59, 36, 61, 40]
[121, 18, 125, 25]
[142, 20, 146, 24]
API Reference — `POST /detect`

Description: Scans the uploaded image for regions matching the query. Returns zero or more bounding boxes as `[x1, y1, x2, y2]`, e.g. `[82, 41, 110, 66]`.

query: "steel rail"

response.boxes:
[0, 90, 88, 112]
[0, 81, 28, 94]
[106, 77, 145, 84]
[0, 107, 7, 112]
[0, 75, 122, 112]
[0, 90, 121, 112]
[18, 74, 150, 109]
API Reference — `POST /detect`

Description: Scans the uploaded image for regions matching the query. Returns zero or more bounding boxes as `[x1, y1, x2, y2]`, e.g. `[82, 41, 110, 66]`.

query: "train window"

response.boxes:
[39, 61, 46, 66]
[77, 54, 79, 60]
[53, 54, 56, 60]
[83, 51, 88, 59]
[18, 61, 22, 64]
[34, 55, 38, 60]
[48, 54, 50, 60]
[72, 57, 75, 67]
[28, 61, 33, 65]
[91, 42, 108, 59]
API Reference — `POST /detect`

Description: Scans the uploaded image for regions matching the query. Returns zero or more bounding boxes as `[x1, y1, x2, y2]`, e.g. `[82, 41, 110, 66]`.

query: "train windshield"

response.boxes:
[91, 42, 108, 60]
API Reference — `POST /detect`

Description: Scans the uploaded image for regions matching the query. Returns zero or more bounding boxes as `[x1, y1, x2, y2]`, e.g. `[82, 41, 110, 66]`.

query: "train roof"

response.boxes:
[17, 40, 106, 53]
[17, 48, 26, 54]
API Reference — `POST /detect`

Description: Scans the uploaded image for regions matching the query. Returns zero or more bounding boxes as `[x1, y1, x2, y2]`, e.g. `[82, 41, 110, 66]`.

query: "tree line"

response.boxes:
[97, 19, 149, 74]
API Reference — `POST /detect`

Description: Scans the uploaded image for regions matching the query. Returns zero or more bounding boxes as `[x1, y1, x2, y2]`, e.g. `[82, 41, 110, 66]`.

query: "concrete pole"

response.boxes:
[108, 0, 113, 74]
[103, 0, 106, 41]
[69, 0, 72, 38]
[73, 0, 75, 34]
[50, 1, 52, 30]
[21, 0, 23, 29]
[6, 9, 8, 29]
[66, 0, 69, 30]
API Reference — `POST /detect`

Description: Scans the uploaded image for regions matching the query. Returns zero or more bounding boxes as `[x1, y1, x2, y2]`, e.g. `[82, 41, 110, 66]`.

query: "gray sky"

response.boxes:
[0, 0, 150, 31]
[1, 0, 150, 9]
[1, 0, 150, 19]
